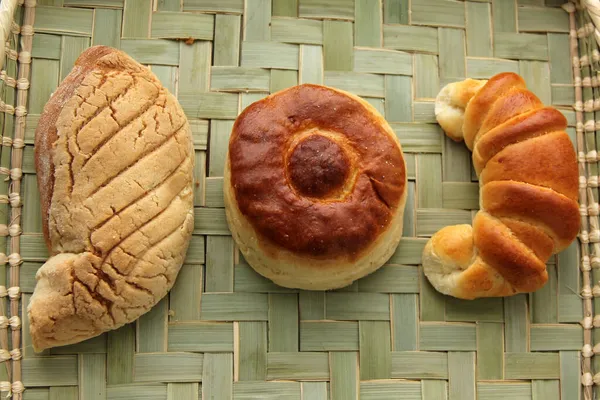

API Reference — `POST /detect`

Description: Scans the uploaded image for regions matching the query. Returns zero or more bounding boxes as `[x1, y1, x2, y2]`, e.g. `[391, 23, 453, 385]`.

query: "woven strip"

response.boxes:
[0, 0, 23, 397]
[566, 3, 595, 400]
[7, 0, 32, 398]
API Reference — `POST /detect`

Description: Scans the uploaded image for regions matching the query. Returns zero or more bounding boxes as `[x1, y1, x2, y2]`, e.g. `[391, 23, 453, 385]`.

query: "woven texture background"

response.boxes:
[14, 0, 585, 399]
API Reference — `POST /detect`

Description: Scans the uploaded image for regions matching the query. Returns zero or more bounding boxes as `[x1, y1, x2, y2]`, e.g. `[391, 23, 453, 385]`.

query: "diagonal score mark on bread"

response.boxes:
[28, 46, 195, 351]
[424, 72, 580, 300]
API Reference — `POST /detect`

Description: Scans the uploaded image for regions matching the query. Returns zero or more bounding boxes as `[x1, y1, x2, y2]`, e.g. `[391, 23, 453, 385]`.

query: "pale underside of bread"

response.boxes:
[28, 46, 195, 351]
[424, 73, 580, 300]
[224, 86, 408, 290]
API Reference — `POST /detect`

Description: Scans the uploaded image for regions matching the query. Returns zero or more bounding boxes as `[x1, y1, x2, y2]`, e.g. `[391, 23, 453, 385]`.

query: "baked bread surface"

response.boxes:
[224, 84, 408, 290]
[29, 46, 195, 351]
[424, 72, 579, 299]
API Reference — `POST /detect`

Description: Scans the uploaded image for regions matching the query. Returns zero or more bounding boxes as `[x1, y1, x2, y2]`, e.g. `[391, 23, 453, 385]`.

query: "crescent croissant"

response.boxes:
[423, 72, 580, 300]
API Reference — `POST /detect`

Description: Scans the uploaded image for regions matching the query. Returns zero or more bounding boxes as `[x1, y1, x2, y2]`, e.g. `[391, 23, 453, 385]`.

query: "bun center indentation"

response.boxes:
[287, 134, 350, 198]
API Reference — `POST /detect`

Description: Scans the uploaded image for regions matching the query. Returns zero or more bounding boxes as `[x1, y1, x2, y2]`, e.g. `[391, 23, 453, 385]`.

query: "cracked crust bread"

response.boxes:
[224, 84, 408, 290]
[423, 72, 580, 300]
[28, 45, 195, 351]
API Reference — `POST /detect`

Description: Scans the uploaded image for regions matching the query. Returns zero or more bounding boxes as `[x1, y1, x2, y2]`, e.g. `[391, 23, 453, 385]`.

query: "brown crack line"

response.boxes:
[368, 176, 392, 209]
[86, 122, 187, 199]
[69, 265, 116, 327]
[91, 183, 187, 263]
[64, 75, 153, 197]
[101, 259, 158, 302]
[80, 76, 161, 168]
[112, 204, 189, 286]
[67, 133, 84, 198]
[81, 108, 151, 182]
[74, 73, 135, 152]
[90, 159, 190, 233]
[84, 215, 188, 325]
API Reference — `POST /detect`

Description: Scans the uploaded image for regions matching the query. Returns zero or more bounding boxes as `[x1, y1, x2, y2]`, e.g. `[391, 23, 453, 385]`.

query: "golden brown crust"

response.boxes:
[462, 72, 527, 149]
[477, 88, 543, 142]
[498, 217, 555, 262]
[35, 45, 117, 251]
[228, 84, 406, 259]
[472, 107, 568, 174]
[456, 258, 517, 298]
[480, 131, 579, 201]
[473, 212, 548, 292]
[481, 180, 580, 244]
[424, 72, 580, 299]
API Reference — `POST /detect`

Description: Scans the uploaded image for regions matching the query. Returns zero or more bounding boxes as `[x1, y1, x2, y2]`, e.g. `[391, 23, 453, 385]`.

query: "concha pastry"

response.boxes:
[28, 46, 195, 351]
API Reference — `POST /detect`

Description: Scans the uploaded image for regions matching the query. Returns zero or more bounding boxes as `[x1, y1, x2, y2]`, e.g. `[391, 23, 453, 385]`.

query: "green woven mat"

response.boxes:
[10, 0, 588, 399]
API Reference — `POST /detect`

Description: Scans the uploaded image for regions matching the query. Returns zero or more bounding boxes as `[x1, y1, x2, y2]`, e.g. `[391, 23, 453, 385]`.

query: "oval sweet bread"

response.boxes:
[28, 46, 195, 351]
[224, 84, 408, 290]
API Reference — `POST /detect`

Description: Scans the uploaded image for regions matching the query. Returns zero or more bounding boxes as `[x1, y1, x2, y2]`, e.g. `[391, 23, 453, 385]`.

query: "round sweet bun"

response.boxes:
[223, 84, 408, 290]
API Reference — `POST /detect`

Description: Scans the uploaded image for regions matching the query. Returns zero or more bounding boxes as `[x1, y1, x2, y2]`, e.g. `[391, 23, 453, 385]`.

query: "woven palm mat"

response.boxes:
[9, 0, 588, 399]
